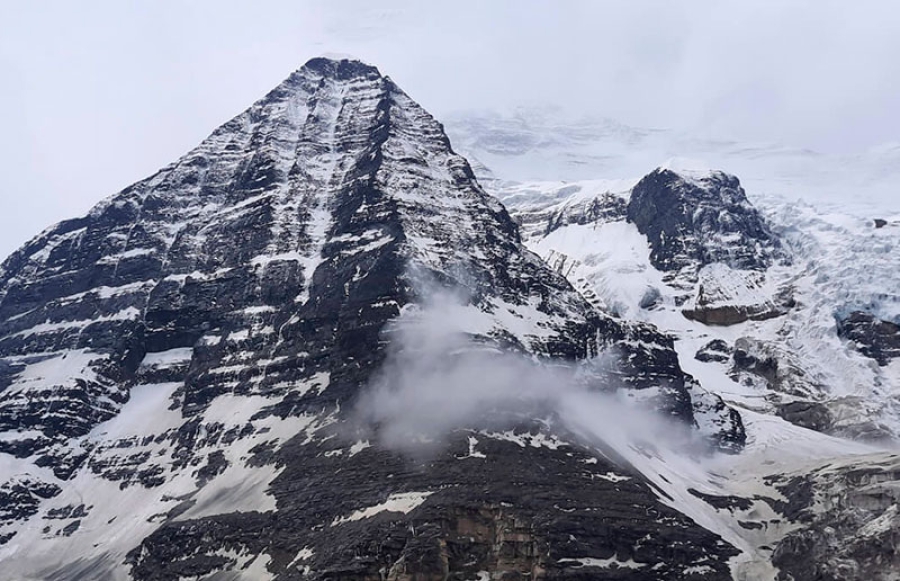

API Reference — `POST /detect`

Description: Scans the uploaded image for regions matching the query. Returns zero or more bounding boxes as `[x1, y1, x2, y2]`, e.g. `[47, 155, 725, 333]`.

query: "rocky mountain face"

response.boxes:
[837, 312, 900, 367]
[626, 168, 792, 327]
[0, 58, 753, 580]
[499, 169, 900, 402]
[626, 168, 777, 278]
[767, 453, 900, 581]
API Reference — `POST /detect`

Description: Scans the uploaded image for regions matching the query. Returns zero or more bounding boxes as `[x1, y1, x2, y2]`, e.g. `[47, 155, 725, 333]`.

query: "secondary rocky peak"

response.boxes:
[627, 167, 778, 278]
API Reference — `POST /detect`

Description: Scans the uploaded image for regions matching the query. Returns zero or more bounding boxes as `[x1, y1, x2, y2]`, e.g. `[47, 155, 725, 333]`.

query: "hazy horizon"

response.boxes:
[2, 1, 899, 258]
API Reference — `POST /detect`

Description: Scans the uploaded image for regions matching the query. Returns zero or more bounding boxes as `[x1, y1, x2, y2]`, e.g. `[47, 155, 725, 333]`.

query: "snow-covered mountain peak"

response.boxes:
[654, 163, 738, 191]
[288, 55, 386, 88]
[2, 53, 899, 580]
[0, 57, 755, 580]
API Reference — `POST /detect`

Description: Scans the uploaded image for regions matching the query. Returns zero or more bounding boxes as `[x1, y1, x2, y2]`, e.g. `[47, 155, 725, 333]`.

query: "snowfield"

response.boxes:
[449, 106, 900, 579]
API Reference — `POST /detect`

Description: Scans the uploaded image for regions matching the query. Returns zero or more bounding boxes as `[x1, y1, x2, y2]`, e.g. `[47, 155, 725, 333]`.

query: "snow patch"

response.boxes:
[348, 440, 371, 456]
[332, 492, 434, 525]
[140, 348, 193, 368]
[558, 556, 644, 569]
[12, 307, 141, 338]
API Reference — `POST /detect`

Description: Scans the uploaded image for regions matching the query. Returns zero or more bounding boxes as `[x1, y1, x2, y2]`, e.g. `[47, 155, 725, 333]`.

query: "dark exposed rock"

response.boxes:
[688, 488, 753, 511]
[688, 381, 747, 454]
[639, 286, 662, 310]
[626, 168, 778, 281]
[695, 340, 732, 363]
[727, 338, 854, 435]
[684, 302, 783, 326]
[763, 474, 816, 524]
[836, 311, 900, 366]
[874, 218, 887, 229]
[776, 401, 834, 433]
[730, 338, 819, 399]
[129, 429, 740, 581]
[60, 519, 81, 537]
[44, 503, 90, 520]
[832, 421, 896, 442]
[682, 272, 793, 326]
[195, 450, 229, 487]
[769, 456, 900, 581]
[0, 477, 62, 545]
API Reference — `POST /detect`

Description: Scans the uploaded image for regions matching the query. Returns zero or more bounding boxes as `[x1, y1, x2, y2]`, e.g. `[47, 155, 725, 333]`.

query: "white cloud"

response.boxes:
[351, 286, 700, 459]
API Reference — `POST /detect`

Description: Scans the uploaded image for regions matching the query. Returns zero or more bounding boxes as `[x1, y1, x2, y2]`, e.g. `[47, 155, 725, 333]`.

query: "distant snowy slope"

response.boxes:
[493, 167, 900, 442]
[445, 106, 900, 215]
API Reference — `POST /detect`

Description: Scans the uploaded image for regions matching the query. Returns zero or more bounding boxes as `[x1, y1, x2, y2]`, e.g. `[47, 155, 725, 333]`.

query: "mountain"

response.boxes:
[0, 57, 750, 580]
[2, 56, 899, 581]
[496, 163, 900, 438]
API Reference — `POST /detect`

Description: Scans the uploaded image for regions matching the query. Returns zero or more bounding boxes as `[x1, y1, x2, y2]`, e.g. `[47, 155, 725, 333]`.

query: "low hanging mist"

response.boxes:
[352, 287, 706, 463]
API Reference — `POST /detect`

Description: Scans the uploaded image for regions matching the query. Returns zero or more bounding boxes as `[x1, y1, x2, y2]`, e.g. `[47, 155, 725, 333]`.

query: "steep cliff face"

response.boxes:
[626, 168, 778, 278]
[0, 58, 745, 580]
[767, 453, 900, 581]
[837, 312, 900, 366]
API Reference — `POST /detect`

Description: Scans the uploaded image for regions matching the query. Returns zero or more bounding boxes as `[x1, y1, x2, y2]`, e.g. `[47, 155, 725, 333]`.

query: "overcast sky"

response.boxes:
[1, 1, 899, 258]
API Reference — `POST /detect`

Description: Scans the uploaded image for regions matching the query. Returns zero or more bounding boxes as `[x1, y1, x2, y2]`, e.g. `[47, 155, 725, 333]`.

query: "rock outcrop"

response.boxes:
[837, 311, 900, 366]
[769, 455, 900, 581]
[626, 168, 778, 279]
